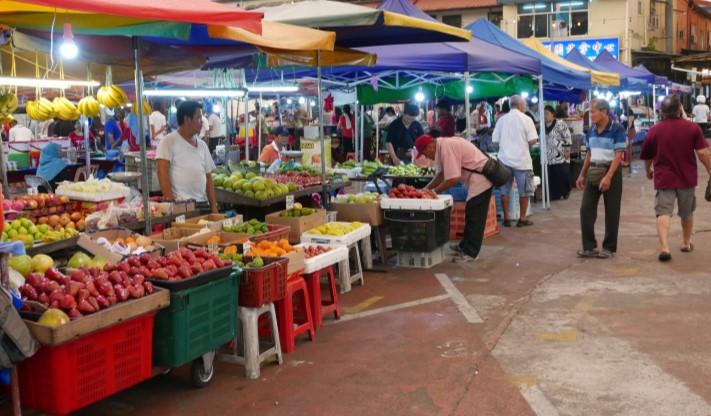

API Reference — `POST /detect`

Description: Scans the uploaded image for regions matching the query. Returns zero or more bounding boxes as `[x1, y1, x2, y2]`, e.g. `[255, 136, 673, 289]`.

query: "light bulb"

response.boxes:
[532, 97, 539, 104]
[415, 92, 425, 102]
[466, 85, 474, 94]
[521, 91, 529, 99]
[298, 97, 306, 105]
[287, 98, 293, 105]
[61, 23, 78, 59]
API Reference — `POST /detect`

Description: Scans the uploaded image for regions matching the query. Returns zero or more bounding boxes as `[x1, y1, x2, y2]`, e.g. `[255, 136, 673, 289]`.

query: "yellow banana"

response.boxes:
[110, 84, 128, 106]
[78, 96, 100, 117]
[132, 99, 152, 114]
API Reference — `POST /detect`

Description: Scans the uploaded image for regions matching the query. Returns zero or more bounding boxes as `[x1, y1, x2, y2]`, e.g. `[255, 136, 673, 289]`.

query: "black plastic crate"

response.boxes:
[384, 207, 451, 252]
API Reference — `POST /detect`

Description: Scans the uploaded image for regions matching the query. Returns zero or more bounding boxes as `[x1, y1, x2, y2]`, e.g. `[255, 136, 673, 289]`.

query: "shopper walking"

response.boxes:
[417, 135, 493, 262]
[492, 95, 538, 227]
[544, 105, 572, 200]
[576, 99, 625, 259]
[640, 95, 711, 262]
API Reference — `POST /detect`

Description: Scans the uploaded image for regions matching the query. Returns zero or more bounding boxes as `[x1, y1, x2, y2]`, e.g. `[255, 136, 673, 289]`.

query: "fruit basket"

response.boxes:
[152, 270, 239, 385]
[19, 313, 155, 415]
[296, 244, 349, 274]
[239, 257, 288, 307]
[300, 222, 372, 246]
[380, 194, 453, 211]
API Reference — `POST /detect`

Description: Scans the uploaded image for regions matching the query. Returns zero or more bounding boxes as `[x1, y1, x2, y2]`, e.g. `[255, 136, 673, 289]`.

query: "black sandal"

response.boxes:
[659, 252, 672, 262]
[502, 220, 513, 227]
[516, 219, 533, 227]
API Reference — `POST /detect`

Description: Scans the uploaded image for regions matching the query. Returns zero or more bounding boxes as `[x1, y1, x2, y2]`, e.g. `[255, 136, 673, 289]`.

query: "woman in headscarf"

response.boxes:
[544, 105, 572, 200]
[36, 142, 69, 185]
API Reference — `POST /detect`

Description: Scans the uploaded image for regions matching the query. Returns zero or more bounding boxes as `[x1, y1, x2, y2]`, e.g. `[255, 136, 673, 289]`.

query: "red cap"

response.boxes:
[414, 134, 434, 155]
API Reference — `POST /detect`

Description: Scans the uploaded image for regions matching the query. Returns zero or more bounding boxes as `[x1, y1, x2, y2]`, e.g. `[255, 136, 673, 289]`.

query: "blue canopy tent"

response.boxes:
[633, 64, 670, 86]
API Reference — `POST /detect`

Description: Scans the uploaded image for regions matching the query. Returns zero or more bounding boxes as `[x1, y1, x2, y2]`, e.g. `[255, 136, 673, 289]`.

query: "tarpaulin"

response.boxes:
[593, 50, 655, 85]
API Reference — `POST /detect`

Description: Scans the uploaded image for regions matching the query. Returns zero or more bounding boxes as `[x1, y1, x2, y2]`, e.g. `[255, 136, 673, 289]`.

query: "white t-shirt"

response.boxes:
[149, 111, 167, 145]
[693, 104, 710, 123]
[492, 109, 538, 170]
[200, 116, 209, 139]
[9, 125, 32, 142]
[207, 113, 222, 138]
[155, 131, 216, 202]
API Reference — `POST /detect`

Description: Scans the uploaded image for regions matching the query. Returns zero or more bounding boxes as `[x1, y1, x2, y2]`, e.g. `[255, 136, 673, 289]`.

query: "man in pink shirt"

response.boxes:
[416, 135, 494, 262]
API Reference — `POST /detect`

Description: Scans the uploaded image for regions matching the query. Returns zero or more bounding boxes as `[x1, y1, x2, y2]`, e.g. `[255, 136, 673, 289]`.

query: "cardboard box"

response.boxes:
[283, 250, 305, 275]
[151, 228, 205, 253]
[78, 227, 164, 264]
[265, 209, 328, 244]
[331, 201, 384, 225]
[173, 200, 197, 215]
[172, 213, 235, 232]
[182, 231, 250, 249]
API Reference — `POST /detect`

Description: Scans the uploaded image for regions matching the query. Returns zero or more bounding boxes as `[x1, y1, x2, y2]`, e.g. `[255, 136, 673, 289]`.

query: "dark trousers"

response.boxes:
[460, 187, 493, 259]
[580, 169, 622, 252]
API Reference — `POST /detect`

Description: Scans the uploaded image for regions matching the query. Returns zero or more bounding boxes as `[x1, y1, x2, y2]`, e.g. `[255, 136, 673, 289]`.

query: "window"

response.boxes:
[517, 1, 588, 38]
[442, 14, 462, 28]
[488, 10, 503, 26]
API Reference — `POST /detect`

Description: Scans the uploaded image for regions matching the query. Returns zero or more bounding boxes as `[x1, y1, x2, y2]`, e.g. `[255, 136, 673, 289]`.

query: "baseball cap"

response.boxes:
[414, 134, 434, 155]
[274, 126, 290, 136]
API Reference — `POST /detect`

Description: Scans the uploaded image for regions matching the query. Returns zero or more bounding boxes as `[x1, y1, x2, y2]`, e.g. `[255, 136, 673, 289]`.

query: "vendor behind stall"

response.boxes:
[37, 142, 69, 186]
[387, 103, 424, 165]
[156, 101, 218, 213]
[259, 126, 289, 165]
[417, 135, 493, 262]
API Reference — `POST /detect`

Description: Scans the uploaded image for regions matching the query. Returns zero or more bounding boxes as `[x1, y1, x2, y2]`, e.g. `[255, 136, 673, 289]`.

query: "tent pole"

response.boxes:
[375, 104, 380, 159]
[537, 76, 549, 210]
[83, 115, 91, 178]
[360, 105, 365, 162]
[464, 71, 471, 138]
[244, 94, 249, 161]
[0, 138, 7, 197]
[258, 92, 263, 158]
[354, 102, 359, 162]
[133, 36, 151, 234]
[652, 85, 657, 124]
[317, 51, 327, 196]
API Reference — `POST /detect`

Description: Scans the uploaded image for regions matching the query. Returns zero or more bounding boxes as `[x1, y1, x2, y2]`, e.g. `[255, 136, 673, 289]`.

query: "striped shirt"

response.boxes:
[585, 120, 626, 164]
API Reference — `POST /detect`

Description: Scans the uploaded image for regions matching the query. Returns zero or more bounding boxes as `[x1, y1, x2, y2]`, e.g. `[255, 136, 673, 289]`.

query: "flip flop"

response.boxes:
[681, 243, 694, 253]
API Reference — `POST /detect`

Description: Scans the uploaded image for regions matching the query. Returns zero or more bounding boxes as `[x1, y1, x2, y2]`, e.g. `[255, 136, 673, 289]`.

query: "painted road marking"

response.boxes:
[341, 296, 384, 314]
[535, 330, 579, 343]
[329, 294, 450, 325]
[509, 374, 538, 389]
[434, 273, 483, 323]
[519, 385, 560, 416]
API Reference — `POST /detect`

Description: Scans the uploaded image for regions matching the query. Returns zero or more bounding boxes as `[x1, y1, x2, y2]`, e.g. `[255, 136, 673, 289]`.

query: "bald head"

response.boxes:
[661, 95, 682, 119]
[509, 95, 526, 112]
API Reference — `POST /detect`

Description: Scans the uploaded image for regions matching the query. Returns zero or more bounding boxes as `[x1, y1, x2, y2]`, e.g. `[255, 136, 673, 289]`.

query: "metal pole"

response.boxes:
[317, 52, 327, 191]
[464, 72, 471, 138]
[0, 140, 8, 197]
[652, 85, 657, 124]
[244, 94, 249, 160]
[132, 37, 151, 234]
[258, 92, 263, 157]
[82, 115, 90, 175]
[375, 104, 380, 158]
[360, 105, 365, 162]
[537, 76, 549, 209]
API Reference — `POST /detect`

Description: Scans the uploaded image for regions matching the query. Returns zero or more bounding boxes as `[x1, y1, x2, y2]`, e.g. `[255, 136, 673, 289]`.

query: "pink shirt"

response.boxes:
[436, 137, 492, 200]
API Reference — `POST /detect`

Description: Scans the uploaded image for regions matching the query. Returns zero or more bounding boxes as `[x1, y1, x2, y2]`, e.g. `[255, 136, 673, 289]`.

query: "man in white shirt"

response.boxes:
[156, 101, 218, 213]
[206, 104, 223, 154]
[9, 120, 32, 142]
[692, 95, 709, 124]
[149, 103, 167, 147]
[492, 95, 539, 227]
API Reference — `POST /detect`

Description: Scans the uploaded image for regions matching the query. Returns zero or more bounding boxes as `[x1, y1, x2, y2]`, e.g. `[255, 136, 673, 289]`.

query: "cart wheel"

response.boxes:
[190, 353, 215, 388]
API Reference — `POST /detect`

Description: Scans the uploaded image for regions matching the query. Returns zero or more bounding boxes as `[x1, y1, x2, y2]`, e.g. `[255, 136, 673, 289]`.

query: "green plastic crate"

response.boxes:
[153, 271, 239, 368]
[7, 152, 29, 169]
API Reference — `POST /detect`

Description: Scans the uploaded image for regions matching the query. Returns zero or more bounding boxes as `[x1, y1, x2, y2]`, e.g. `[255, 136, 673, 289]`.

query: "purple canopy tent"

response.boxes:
[593, 50, 656, 85]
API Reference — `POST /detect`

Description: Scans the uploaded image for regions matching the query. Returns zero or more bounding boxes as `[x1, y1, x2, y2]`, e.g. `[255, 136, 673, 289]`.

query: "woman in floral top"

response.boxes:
[544, 106, 572, 200]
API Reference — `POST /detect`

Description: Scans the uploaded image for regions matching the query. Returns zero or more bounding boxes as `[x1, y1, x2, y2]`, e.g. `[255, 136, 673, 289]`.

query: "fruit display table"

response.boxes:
[216, 181, 351, 209]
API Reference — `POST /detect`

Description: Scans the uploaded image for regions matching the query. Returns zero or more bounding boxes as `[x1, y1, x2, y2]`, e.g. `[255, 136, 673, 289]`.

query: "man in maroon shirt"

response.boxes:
[432, 100, 455, 137]
[640, 95, 711, 262]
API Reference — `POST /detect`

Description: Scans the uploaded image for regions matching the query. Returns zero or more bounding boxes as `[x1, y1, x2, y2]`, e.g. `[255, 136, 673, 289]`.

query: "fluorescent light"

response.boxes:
[298, 97, 306, 105]
[415, 91, 425, 102]
[0, 77, 99, 89]
[532, 96, 539, 103]
[522, 4, 548, 10]
[247, 85, 299, 93]
[286, 98, 293, 104]
[521, 91, 529, 99]
[61, 23, 78, 59]
[143, 88, 246, 98]
[466, 85, 474, 94]
[557, 1, 584, 7]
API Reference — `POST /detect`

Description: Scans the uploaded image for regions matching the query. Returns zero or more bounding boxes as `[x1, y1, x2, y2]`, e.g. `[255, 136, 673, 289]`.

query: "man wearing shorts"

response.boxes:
[492, 95, 538, 227]
[640, 95, 711, 262]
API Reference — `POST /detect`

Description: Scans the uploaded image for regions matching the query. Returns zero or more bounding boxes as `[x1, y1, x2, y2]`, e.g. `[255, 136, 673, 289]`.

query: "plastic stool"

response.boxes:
[219, 303, 282, 379]
[275, 277, 315, 353]
[339, 241, 365, 293]
[303, 266, 340, 329]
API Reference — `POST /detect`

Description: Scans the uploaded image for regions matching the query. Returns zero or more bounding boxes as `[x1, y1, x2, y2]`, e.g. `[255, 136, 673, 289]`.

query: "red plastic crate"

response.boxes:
[484, 195, 500, 238]
[249, 224, 290, 243]
[449, 196, 499, 241]
[239, 257, 288, 307]
[19, 313, 155, 416]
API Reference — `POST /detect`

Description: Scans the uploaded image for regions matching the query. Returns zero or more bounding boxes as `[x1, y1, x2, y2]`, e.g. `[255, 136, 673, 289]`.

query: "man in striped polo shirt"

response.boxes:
[576, 99, 626, 259]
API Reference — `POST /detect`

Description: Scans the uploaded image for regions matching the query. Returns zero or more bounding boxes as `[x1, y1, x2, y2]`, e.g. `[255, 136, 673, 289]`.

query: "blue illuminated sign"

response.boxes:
[542, 38, 620, 61]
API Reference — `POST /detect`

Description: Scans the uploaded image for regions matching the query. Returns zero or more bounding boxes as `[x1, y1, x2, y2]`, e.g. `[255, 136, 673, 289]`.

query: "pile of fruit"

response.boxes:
[224, 219, 269, 235]
[19, 266, 154, 318]
[0, 92, 18, 121]
[307, 222, 363, 236]
[3, 195, 86, 229]
[361, 160, 383, 177]
[78, 96, 100, 117]
[279, 203, 316, 217]
[335, 160, 357, 170]
[213, 171, 292, 200]
[94, 234, 157, 256]
[267, 172, 320, 189]
[56, 178, 129, 195]
[109, 248, 231, 282]
[339, 192, 379, 204]
[219, 245, 244, 268]
[387, 164, 435, 177]
[10, 253, 58, 277]
[388, 184, 438, 199]
[2, 218, 80, 247]
[67, 252, 106, 269]
[245, 239, 296, 257]
[302, 245, 332, 259]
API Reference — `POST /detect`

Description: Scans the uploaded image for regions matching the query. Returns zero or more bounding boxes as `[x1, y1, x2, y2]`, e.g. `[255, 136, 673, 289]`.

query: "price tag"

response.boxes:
[27, 187, 38, 196]
[223, 218, 234, 227]
[175, 215, 186, 224]
[243, 241, 252, 254]
[207, 242, 219, 254]
[286, 195, 295, 210]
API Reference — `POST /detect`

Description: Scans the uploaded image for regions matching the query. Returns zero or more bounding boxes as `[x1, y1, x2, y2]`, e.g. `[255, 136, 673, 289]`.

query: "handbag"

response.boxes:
[587, 166, 608, 186]
[463, 153, 512, 187]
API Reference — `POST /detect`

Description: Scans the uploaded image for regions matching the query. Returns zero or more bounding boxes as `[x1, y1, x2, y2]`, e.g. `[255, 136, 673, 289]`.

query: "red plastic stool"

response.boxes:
[303, 265, 340, 329]
[274, 277, 315, 353]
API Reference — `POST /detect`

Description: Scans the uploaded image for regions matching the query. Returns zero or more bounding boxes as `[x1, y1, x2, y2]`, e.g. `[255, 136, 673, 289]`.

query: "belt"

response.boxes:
[590, 162, 611, 167]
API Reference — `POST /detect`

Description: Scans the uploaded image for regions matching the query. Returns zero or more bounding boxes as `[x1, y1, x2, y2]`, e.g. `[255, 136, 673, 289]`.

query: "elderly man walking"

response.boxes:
[576, 99, 626, 259]
[492, 95, 538, 227]
[640, 95, 711, 262]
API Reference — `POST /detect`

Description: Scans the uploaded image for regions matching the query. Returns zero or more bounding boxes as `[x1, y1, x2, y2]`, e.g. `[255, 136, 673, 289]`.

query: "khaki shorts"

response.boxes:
[655, 188, 696, 219]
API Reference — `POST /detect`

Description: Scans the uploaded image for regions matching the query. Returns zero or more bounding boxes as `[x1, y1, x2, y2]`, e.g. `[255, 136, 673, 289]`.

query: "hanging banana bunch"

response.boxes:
[53, 96, 80, 121]
[97, 67, 128, 109]
[0, 47, 19, 121]
[132, 98, 152, 115]
[78, 96, 100, 117]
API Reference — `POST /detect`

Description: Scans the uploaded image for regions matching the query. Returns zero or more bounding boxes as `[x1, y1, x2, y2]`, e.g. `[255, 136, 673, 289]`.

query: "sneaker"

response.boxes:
[452, 253, 477, 263]
[577, 249, 599, 258]
[597, 249, 615, 259]
[448, 243, 463, 253]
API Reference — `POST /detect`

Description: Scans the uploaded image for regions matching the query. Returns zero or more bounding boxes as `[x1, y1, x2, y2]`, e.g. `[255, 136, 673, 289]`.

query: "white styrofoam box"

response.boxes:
[54, 188, 131, 202]
[534, 176, 541, 187]
[300, 222, 372, 246]
[380, 194, 453, 211]
[296, 244, 349, 274]
[396, 246, 445, 268]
